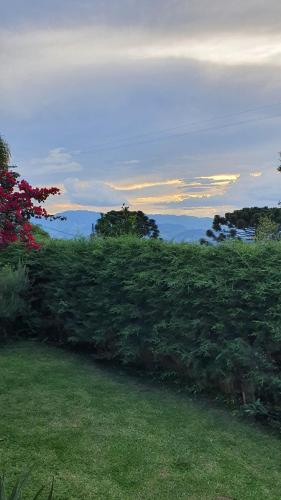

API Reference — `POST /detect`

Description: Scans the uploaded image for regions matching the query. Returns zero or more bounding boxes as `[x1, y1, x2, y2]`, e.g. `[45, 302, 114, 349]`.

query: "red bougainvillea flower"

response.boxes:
[0, 166, 63, 250]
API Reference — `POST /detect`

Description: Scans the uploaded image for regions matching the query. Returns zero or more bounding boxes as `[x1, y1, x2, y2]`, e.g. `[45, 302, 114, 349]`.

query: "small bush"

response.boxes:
[0, 263, 28, 339]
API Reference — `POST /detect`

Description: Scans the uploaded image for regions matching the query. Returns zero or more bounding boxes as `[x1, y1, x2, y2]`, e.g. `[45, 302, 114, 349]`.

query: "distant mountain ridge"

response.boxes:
[36, 210, 212, 242]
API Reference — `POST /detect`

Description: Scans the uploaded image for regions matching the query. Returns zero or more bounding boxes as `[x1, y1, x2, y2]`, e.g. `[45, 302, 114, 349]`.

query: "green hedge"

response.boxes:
[1, 238, 281, 424]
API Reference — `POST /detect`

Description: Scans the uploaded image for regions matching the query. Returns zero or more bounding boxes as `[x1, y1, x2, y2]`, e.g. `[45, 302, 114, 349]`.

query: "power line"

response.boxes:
[39, 224, 77, 238]
[73, 100, 281, 151]
[74, 111, 281, 156]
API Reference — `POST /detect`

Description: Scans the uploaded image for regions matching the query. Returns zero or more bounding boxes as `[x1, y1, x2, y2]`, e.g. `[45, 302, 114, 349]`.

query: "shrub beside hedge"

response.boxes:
[1, 238, 281, 424]
[0, 262, 28, 339]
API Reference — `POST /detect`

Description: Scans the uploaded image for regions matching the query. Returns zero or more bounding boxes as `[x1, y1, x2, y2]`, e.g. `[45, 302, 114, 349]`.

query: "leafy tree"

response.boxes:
[94, 205, 160, 239]
[0, 136, 10, 170]
[0, 135, 63, 249]
[203, 207, 281, 243]
[255, 215, 280, 241]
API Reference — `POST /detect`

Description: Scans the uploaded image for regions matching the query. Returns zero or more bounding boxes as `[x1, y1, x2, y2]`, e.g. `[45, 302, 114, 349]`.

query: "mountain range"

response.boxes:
[36, 210, 212, 242]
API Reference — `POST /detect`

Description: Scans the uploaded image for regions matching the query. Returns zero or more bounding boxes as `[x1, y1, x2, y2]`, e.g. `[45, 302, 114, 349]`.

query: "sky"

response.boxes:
[1, 0, 281, 217]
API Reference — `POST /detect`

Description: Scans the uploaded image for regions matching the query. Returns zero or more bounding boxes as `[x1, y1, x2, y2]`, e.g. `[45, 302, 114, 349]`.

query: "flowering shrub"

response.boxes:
[0, 167, 62, 250]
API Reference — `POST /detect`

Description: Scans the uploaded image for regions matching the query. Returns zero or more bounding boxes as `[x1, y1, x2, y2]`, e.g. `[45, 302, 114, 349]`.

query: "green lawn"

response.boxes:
[0, 343, 281, 499]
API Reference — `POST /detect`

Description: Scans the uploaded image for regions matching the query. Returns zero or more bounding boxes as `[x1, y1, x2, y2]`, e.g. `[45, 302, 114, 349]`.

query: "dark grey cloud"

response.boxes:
[3, 0, 281, 36]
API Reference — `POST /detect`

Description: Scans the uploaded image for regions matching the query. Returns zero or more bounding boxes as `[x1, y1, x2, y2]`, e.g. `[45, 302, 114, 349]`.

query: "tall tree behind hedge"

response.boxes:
[203, 154, 281, 244]
[203, 207, 281, 243]
[94, 205, 160, 239]
[255, 215, 280, 241]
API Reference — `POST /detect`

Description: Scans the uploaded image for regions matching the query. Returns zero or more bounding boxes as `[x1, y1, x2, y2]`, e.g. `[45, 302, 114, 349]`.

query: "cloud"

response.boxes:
[117, 160, 140, 165]
[134, 192, 213, 204]
[196, 174, 240, 181]
[44, 163, 280, 216]
[3, 1, 281, 36]
[164, 167, 280, 214]
[53, 172, 239, 214]
[53, 166, 279, 216]
[250, 171, 262, 177]
[64, 178, 128, 207]
[109, 179, 183, 190]
[105, 173, 237, 209]
[4, 20, 281, 121]
[2, 26, 281, 96]
[223, 168, 280, 206]
[179, 205, 236, 217]
[133, 35, 281, 66]
[25, 148, 83, 176]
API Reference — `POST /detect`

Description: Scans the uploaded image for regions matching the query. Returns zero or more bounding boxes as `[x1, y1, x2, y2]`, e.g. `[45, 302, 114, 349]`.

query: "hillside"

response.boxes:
[37, 210, 212, 242]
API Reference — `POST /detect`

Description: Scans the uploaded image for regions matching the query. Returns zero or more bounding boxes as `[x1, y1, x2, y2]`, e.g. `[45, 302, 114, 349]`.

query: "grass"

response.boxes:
[0, 343, 281, 499]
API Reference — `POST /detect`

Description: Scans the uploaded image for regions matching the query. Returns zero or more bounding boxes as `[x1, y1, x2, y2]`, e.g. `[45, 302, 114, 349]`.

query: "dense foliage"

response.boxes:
[2, 238, 281, 426]
[94, 205, 159, 239]
[204, 206, 281, 242]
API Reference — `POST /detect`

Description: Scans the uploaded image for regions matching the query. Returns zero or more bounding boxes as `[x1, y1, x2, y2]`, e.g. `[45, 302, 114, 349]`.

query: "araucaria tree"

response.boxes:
[0, 136, 62, 249]
[203, 207, 281, 243]
[203, 154, 281, 244]
[94, 205, 160, 239]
